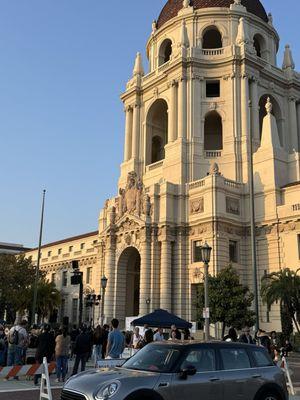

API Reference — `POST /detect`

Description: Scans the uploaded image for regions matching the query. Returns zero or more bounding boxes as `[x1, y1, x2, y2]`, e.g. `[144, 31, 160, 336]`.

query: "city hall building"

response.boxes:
[27, 0, 300, 332]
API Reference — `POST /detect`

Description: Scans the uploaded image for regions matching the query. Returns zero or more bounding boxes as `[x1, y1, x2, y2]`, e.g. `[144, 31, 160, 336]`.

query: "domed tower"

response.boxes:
[98, 0, 300, 331]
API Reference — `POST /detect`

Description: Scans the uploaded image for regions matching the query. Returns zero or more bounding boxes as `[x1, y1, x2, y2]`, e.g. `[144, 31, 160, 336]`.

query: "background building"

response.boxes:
[0, 242, 31, 255]
[25, 231, 99, 326]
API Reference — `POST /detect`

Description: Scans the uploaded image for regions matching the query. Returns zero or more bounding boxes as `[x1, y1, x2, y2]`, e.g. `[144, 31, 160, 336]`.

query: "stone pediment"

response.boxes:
[115, 214, 145, 233]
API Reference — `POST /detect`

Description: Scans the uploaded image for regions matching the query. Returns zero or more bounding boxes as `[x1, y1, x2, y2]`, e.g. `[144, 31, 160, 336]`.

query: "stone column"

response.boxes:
[289, 97, 299, 152]
[151, 228, 160, 310]
[160, 239, 172, 311]
[241, 74, 250, 139]
[191, 75, 202, 139]
[139, 229, 151, 315]
[178, 77, 187, 139]
[168, 80, 178, 142]
[103, 237, 116, 322]
[132, 103, 140, 159]
[250, 77, 260, 145]
[124, 106, 133, 161]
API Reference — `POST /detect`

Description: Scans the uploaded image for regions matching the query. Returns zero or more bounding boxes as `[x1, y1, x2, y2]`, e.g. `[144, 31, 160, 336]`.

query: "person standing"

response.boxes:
[153, 327, 164, 342]
[144, 325, 154, 344]
[34, 324, 55, 385]
[0, 325, 7, 366]
[130, 327, 143, 351]
[93, 325, 104, 362]
[239, 327, 255, 345]
[106, 319, 125, 359]
[257, 329, 272, 354]
[171, 325, 181, 341]
[7, 320, 28, 379]
[70, 325, 79, 360]
[101, 324, 109, 359]
[55, 327, 70, 383]
[72, 325, 92, 375]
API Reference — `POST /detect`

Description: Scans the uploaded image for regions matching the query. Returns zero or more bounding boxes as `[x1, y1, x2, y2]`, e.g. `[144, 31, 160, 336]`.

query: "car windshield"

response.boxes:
[122, 344, 182, 373]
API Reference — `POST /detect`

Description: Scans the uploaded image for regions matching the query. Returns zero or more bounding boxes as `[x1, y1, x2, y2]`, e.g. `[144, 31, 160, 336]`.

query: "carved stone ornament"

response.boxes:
[190, 197, 204, 214]
[209, 162, 221, 176]
[118, 172, 151, 218]
[226, 197, 240, 216]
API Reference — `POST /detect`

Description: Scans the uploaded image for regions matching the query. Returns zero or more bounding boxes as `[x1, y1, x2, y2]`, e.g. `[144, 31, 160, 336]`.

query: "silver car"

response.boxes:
[61, 342, 288, 400]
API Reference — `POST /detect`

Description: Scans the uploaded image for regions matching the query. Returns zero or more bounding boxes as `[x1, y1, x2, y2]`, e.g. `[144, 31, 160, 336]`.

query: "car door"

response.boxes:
[171, 347, 223, 400]
[218, 346, 260, 400]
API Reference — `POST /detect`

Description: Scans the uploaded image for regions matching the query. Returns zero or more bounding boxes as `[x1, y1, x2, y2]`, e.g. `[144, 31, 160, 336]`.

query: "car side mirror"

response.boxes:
[179, 365, 197, 380]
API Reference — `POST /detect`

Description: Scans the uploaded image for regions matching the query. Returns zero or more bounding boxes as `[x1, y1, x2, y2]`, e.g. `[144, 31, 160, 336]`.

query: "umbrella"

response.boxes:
[131, 309, 192, 329]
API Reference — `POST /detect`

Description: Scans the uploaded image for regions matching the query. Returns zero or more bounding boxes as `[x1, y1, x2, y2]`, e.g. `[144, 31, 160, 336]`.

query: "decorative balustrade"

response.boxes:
[201, 48, 224, 56]
[224, 179, 242, 190]
[205, 151, 222, 158]
[189, 179, 206, 190]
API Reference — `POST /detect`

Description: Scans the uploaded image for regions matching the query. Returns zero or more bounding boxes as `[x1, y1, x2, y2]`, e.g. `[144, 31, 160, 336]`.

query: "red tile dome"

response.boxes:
[157, 0, 268, 28]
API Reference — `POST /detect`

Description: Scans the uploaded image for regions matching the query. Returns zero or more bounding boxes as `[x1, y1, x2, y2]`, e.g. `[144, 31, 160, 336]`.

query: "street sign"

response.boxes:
[203, 308, 210, 319]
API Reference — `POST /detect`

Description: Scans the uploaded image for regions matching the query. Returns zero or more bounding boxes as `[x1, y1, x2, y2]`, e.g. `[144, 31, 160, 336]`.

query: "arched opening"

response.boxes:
[259, 94, 283, 147]
[158, 39, 172, 66]
[202, 27, 222, 49]
[204, 111, 223, 151]
[115, 247, 141, 323]
[253, 34, 267, 60]
[146, 99, 168, 165]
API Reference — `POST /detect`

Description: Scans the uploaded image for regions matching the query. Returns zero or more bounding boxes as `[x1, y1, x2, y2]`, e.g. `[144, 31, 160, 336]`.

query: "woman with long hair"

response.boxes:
[55, 327, 70, 383]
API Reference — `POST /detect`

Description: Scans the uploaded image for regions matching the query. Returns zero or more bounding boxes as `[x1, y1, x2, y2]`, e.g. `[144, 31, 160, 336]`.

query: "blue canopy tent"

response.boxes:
[131, 309, 192, 330]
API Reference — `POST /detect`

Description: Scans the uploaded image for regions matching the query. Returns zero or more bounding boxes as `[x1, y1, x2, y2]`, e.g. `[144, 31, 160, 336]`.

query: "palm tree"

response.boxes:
[19, 280, 61, 323]
[261, 268, 300, 334]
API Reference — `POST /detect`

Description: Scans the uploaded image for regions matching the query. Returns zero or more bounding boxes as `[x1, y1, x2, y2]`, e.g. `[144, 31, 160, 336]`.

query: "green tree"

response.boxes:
[261, 268, 300, 335]
[0, 254, 36, 322]
[196, 265, 256, 338]
[0, 254, 61, 323]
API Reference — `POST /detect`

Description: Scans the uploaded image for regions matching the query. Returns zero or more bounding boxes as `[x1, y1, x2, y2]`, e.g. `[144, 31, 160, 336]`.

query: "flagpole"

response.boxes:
[31, 189, 46, 325]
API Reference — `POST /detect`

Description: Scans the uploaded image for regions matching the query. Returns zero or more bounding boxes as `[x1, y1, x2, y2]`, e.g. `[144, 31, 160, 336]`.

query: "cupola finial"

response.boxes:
[152, 20, 157, 34]
[183, 0, 190, 8]
[236, 17, 249, 45]
[179, 19, 189, 48]
[133, 52, 144, 77]
[282, 45, 295, 70]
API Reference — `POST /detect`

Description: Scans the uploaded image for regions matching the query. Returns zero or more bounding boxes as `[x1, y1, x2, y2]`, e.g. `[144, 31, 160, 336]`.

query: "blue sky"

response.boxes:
[1, 0, 299, 248]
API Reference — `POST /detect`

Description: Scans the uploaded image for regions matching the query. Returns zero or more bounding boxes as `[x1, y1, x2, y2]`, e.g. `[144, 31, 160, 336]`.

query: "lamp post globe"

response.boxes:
[101, 276, 108, 290]
[200, 242, 212, 264]
[200, 242, 212, 341]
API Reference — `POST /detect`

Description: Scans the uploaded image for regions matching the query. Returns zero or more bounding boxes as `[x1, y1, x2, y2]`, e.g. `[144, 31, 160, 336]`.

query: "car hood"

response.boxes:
[64, 367, 161, 394]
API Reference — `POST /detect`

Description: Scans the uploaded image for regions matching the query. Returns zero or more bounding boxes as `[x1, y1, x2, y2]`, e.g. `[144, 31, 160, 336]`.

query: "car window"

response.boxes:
[252, 350, 273, 367]
[181, 349, 216, 372]
[220, 348, 251, 370]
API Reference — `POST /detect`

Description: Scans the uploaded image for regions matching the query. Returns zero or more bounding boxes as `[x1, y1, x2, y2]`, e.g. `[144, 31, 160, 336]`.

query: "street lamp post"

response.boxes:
[100, 276, 108, 326]
[71, 260, 83, 326]
[200, 242, 212, 342]
[86, 294, 101, 327]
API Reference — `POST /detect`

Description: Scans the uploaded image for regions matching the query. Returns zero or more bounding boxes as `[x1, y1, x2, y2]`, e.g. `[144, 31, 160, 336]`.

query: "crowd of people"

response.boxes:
[223, 326, 293, 361]
[0, 319, 294, 385]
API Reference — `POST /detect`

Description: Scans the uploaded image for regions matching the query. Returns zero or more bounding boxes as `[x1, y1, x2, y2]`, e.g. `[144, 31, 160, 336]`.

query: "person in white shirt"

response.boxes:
[131, 327, 143, 352]
[153, 327, 164, 342]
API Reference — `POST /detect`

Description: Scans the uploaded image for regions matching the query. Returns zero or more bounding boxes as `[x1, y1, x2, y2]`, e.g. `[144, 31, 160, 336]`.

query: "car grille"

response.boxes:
[61, 389, 87, 400]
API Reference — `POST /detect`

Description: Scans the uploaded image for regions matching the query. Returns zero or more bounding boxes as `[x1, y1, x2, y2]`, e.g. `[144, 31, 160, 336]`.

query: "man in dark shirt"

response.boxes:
[144, 325, 154, 344]
[239, 327, 255, 345]
[72, 325, 92, 375]
[34, 324, 55, 385]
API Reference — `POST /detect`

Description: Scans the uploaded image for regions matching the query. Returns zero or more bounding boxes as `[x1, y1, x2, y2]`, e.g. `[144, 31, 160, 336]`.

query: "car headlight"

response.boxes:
[95, 382, 120, 400]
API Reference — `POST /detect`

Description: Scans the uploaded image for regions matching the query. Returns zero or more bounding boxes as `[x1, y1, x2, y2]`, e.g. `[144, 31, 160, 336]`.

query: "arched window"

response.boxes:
[202, 27, 222, 49]
[259, 95, 283, 147]
[253, 34, 266, 60]
[158, 39, 172, 66]
[204, 111, 223, 150]
[151, 136, 164, 164]
[146, 99, 168, 165]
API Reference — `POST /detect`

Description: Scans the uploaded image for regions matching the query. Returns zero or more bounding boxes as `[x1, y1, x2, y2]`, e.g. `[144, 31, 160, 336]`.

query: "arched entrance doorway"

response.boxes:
[115, 247, 141, 324]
